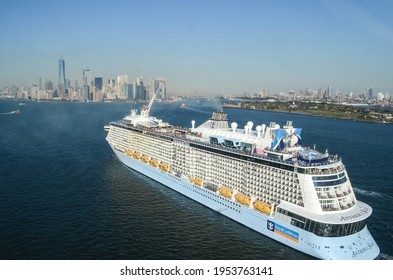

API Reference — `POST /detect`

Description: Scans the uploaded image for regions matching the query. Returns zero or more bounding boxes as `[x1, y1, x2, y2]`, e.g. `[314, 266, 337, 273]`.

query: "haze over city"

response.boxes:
[1, 0, 392, 95]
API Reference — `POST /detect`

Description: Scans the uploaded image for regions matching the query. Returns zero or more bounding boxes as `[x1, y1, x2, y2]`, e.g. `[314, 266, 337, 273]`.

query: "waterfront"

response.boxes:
[0, 100, 392, 260]
[222, 100, 393, 123]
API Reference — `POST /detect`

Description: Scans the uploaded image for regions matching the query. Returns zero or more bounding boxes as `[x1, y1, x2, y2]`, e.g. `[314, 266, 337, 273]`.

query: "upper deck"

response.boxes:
[111, 112, 343, 175]
[113, 92, 341, 174]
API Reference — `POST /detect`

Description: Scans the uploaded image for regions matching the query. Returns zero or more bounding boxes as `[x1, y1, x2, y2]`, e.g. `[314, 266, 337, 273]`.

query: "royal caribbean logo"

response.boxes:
[267, 220, 299, 243]
[267, 220, 275, 232]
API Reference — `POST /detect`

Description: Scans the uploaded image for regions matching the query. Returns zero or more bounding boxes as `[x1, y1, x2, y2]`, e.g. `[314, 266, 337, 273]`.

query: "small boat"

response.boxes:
[159, 162, 172, 172]
[235, 193, 251, 206]
[149, 159, 159, 167]
[141, 155, 150, 163]
[219, 186, 233, 198]
[189, 177, 203, 186]
[133, 152, 141, 159]
[253, 200, 271, 214]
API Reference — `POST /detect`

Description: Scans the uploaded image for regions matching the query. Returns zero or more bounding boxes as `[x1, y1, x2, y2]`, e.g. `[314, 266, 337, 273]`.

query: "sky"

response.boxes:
[1, 0, 393, 95]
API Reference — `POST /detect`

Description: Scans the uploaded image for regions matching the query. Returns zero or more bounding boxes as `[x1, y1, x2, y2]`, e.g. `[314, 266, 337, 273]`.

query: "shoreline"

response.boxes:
[222, 104, 392, 124]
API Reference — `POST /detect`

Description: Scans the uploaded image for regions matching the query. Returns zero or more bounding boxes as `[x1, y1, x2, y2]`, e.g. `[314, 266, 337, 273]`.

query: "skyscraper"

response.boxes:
[44, 80, 53, 91]
[327, 86, 332, 99]
[39, 78, 44, 90]
[82, 67, 90, 101]
[136, 77, 146, 100]
[367, 87, 374, 99]
[58, 55, 66, 97]
[94, 77, 103, 91]
[149, 77, 167, 99]
[117, 75, 128, 87]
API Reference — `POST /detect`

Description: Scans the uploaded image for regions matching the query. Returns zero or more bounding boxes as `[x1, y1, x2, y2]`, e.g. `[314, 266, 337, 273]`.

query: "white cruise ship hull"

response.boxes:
[110, 144, 379, 260]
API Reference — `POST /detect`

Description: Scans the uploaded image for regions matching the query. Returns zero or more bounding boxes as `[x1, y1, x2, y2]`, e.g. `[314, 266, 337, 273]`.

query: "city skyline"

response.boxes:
[1, 0, 393, 95]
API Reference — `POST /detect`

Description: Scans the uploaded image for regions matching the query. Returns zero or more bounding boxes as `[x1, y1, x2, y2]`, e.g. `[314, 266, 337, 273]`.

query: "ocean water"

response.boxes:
[0, 99, 392, 260]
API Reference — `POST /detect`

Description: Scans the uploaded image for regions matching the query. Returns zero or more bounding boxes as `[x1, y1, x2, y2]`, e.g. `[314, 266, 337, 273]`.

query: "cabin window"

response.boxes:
[282, 208, 367, 237]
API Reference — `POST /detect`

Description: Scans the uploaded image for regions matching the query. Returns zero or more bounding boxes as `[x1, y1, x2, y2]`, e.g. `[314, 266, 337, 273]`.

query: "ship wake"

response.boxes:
[353, 187, 383, 198]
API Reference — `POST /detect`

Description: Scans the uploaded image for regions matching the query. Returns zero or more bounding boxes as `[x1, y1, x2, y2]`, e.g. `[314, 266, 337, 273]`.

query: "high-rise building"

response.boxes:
[11, 86, 17, 97]
[326, 86, 332, 98]
[127, 84, 134, 100]
[136, 77, 146, 100]
[149, 77, 167, 99]
[117, 75, 128, 87]
[120, 84, 128, 100]
[39, 78, 44, 90]
[58, 55, 66, 94]
[367, 87, 374, 99]
[44, 80, 53, 91]
[82, 68, 90, 87]
[94, 77, 103, 91]
[82, 85, 90, 101]
[131, 82, 137, 100]
[30, 85, 39, 99]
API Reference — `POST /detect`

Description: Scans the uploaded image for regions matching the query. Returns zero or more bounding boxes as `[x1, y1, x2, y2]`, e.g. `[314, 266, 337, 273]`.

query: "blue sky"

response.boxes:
[1, 0, 392, 95]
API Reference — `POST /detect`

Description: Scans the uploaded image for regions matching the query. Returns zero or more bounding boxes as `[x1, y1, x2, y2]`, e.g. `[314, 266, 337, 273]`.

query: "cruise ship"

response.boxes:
[105, 94, 380, 260]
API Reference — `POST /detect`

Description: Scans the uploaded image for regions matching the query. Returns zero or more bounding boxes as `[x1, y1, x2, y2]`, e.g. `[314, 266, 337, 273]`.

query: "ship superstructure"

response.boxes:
[105, 94, 379, 259]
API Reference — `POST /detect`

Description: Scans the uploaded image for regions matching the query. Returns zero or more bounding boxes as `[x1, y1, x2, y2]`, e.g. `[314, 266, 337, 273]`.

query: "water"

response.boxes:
[0, 100, 392, 260]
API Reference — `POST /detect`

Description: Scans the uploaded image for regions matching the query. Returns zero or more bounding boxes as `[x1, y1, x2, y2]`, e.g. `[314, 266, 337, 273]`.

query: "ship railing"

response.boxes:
[296, 156, 342, 167]
[114, 121, 342, 167]
[171, 132, 342, 168]
[185, 137, 298, 166]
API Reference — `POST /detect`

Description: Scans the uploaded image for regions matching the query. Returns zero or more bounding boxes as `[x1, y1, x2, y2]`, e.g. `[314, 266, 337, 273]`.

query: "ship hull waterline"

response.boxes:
[109, 144, 379, 260]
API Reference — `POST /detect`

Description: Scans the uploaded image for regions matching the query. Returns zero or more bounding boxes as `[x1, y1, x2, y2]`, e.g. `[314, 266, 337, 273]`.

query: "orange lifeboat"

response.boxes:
[219, 187, 233, 198]
[149, 159, 159, 167]
[253, 200, 271, 214]
[133, 152, 141, 159]
[189, 177, 203, 186]
[159, 162, 172, 172]
[141, 155, 150, 163]
[235, 193, 251, 206]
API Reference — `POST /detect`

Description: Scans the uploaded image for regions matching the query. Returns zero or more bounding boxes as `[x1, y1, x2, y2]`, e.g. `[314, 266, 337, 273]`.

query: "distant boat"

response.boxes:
[0, 109, 20, 115]
[180, 103, 186, 108]
[19, 103, 26, 106]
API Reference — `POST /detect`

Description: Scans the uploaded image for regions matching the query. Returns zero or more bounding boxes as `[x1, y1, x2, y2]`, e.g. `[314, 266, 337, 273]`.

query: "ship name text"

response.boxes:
[340, 207, 369, 222]
[352, 242, 375, 259]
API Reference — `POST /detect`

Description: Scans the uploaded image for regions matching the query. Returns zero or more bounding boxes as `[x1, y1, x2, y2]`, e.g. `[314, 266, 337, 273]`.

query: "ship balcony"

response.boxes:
[317, 191, 337, 199]
[321, 205, 341, 211]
